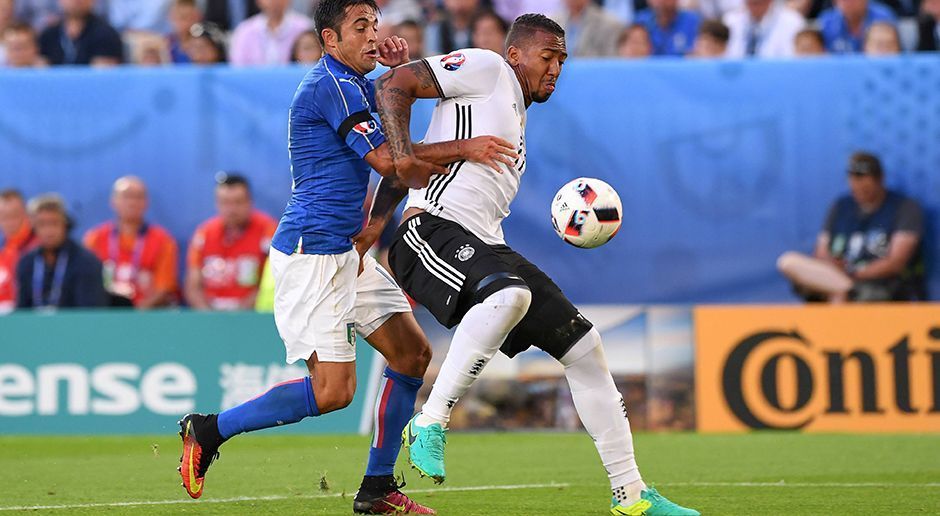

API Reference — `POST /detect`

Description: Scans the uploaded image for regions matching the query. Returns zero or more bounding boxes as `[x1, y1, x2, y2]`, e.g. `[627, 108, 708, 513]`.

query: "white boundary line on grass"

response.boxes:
[0, 482, 570, 512]
[5, 481, 939, 511]
[672, 481, 940, 488]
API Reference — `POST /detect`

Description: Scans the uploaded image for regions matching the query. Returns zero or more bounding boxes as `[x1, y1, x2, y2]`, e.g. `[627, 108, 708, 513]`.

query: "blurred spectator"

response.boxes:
[126, 31, 170, 65]
[14, 0, 60, 31]
[788, 0, 827, 18]
[602, 0, 636, 23]
[38, 0, 123, 65]
[723, 0, 805, 58]
[3, 22, 47, 67]
[493, 0, 564, 22]
[185, 174, 276, 311]
[425, 0, 479, 55]
[203, 0, 258, 32]
[101, 0, 172, 34]
[692, 18, 729, 56]
[554, 0, 624, 57]
[229, 0, 312, 66]
[291, 28, 321, 64]
[777, 152, 926, 302]
[617, 23, 653, 57]
[915, 0, 939, 50]
[0, 190, 36, 313]
[167, 0, 202, 64]
[394, 19, 425, 58]
[683, 0, 746, 20]
[0, 0, 13, 65]
[375, 0, 423, 26]
[794, 26, 826, 54]
[471, 9, 509, 54]
[16, 194, 107, 310]
[84, 176, 179, 309]
[863, 20, 901, 53]
[635, 0, 702, 56]
[818, 0, 896, 53]
[185, 21, 226, 64]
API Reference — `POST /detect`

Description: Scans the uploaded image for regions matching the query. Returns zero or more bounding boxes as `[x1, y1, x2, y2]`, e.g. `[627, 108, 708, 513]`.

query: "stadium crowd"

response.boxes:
[0, 0, 932, 312]
[0, 0, 938, 68]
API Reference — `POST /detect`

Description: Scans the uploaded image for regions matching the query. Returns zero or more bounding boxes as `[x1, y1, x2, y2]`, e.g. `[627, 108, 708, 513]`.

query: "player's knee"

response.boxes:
[560, 327, 603, 368]
[312, 376, 356, 413]
[485, 285, 532, 315]
[387, 338, 432, 377]
[316, 386, 355, 413]
[414, 340, 432, 375]
[777, 251, 800, 275]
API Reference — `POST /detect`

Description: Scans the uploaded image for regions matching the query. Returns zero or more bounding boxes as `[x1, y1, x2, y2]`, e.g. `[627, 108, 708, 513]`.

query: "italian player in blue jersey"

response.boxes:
[175, 1, 516, 513]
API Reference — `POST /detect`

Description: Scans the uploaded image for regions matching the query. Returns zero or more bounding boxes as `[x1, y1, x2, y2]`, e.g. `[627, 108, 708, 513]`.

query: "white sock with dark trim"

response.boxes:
[417, 286, 532, 427]
[560, 327, 646, 505]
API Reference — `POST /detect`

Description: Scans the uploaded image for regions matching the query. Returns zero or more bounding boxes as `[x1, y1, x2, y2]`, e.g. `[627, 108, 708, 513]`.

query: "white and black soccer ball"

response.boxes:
[550, 177, 622, 249]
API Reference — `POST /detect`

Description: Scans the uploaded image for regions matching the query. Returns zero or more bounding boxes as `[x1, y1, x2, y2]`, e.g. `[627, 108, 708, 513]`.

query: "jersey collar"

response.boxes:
[323, 53, 365, 80]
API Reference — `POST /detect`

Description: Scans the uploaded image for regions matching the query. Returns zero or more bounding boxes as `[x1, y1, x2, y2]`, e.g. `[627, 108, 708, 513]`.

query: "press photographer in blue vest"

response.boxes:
[777, 151, 926, 303]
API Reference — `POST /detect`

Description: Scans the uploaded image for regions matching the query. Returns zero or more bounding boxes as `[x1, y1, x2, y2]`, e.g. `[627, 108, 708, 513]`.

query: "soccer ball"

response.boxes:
[550, 177, 622, 249]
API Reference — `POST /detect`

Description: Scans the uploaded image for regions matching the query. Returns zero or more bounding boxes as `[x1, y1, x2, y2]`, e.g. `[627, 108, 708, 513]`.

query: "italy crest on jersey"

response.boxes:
[441, 52, 466, 71]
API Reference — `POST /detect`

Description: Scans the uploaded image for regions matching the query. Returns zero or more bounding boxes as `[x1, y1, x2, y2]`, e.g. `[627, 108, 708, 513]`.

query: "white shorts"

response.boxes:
[269, 247, 412, 364]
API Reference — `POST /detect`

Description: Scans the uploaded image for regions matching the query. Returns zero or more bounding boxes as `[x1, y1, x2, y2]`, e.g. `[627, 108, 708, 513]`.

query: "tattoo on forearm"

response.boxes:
[417, 60, 444, 97]
[368, 176, 409, 223]
[376, 61, 445, 164]
[377, 76, 415, 163]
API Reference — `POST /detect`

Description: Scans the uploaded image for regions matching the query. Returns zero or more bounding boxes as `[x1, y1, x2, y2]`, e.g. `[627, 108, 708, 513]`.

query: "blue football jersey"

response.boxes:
[271, 53, 386, 256]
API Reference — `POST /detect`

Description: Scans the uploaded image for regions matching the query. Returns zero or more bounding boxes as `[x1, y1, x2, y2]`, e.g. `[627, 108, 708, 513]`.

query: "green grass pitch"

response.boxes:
[1, 432, 938, 514]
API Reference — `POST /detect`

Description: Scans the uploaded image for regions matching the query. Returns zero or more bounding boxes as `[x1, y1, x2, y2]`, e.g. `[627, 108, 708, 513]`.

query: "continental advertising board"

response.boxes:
[695, 305, 940, 432]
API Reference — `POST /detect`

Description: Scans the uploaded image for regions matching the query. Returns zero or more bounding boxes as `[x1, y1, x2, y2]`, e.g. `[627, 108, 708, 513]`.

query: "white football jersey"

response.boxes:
[404, 48, 527, 245]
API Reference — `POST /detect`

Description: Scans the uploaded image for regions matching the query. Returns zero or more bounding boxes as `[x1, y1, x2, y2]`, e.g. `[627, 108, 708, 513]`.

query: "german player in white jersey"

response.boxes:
[359, 13, 700, 516]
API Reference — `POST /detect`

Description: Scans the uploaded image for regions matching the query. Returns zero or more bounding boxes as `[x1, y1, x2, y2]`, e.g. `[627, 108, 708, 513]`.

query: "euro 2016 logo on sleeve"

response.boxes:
[352, 120, 377, 136]
[441, 52, 466, 71]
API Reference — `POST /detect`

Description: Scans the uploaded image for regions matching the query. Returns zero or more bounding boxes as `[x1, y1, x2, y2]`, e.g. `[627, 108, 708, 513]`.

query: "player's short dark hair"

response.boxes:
[795, 28, 825, 48]
[314, 0, 380, 46]
[215, 172, 252, 194]
[698, 19, 729, 44]
[506, 13, 565, 49]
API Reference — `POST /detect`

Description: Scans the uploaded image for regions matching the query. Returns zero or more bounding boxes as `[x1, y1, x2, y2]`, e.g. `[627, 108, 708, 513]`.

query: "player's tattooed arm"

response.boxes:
[353, 175, 409, 260]
[375, 61, 517, 179]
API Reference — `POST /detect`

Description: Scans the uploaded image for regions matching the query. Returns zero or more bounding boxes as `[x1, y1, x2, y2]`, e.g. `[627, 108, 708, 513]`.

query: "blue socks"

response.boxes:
[217, 376, 319, 440]
[213, 366, 422, 478]
[365, 367, 423, 476]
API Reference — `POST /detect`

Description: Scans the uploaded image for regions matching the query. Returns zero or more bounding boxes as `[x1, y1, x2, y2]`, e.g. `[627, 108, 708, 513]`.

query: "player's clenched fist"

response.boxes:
[377, 36, 410, 68]
[461, 136, 518, 174]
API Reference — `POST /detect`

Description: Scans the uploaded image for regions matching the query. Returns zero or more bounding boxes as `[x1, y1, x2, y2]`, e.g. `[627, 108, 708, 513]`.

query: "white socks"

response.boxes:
[417, 286, 532, 428]
[560, 327, 646, 505]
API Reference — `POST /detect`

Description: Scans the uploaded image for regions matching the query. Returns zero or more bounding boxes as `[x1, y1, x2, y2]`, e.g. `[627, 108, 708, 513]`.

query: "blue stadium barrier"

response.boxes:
[1, 56, 938, 303]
